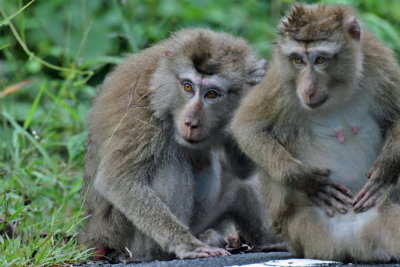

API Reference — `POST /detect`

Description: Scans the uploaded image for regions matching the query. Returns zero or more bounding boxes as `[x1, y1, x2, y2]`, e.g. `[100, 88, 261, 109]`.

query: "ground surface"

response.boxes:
[83, 252, 400, 267]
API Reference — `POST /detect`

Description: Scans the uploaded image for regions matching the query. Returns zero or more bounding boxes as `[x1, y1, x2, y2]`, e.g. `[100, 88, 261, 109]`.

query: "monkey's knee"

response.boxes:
[197, 229, 228, 248]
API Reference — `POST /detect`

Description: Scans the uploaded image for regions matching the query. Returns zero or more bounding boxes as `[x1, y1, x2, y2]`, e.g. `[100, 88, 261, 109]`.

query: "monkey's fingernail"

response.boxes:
[340, 208, 347, 213]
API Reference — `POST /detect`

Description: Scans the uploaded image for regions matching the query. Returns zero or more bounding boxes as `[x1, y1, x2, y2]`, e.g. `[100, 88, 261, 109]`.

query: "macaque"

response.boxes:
[232, 4, 400, 263]
[79, 28, 281, 262]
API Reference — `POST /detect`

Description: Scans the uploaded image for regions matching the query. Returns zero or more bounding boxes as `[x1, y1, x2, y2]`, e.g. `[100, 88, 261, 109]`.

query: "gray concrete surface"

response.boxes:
[91, 252, 400, 267]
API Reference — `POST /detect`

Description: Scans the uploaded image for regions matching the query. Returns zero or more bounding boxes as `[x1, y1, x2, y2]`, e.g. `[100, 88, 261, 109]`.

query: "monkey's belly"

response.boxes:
[193, 164, 221, 205]
[318, 206, 378, 239]
[288, 110, 399, 261]
[290, 205, 399, 262]
[299, 111, 383, 193]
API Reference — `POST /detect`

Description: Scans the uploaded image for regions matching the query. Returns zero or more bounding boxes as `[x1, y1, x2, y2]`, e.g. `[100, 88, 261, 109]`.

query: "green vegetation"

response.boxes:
[1, 0, 399, 265]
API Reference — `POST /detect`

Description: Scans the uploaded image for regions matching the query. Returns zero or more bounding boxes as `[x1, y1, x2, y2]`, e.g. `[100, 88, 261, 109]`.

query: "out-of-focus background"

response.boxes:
[1, 0, 399, 265]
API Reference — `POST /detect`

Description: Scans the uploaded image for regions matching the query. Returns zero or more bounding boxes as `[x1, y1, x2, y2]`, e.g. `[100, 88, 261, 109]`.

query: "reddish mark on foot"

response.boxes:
[93, 247, 109, 260]
[335, 129, 345, 144]
[351, 125, 359, 135]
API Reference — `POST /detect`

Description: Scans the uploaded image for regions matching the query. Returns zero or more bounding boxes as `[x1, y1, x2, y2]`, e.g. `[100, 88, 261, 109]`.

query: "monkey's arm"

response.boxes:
[354, 120, 400, 212]
[232, 117, 352, 216]
[222, 140, 256, 179]
[232, 76, 353, 216]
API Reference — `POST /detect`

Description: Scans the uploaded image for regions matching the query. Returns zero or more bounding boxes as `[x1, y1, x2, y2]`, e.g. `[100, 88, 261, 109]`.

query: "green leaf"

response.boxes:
[67, 131, 87, 161]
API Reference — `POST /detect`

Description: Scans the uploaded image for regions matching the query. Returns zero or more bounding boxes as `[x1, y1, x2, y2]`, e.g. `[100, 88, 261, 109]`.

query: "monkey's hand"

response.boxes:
[176, 245, 230, 259]
[353, 163, 399, 212]
[295, 167, 353, 217]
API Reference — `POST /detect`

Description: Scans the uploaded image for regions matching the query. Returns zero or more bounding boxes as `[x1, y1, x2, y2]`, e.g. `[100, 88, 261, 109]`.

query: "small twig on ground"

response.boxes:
[0, 78, 37, 98]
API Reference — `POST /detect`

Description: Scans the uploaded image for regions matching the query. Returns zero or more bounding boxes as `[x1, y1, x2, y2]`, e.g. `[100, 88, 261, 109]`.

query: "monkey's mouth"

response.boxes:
[182, 137, 203, 144]
[305, 95, 328, 109]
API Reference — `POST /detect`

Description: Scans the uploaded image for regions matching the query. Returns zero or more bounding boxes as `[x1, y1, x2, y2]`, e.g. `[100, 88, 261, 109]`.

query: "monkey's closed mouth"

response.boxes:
[307, 96, 328, 109]
[183, 137, 203, 144]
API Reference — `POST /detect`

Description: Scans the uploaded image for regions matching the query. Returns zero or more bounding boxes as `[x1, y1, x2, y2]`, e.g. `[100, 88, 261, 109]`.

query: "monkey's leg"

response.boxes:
[80, 200, 168, 262]
[230, 182, 287, 251]
[197, 229, 228, 248]
[94, 171, 229, 259]
[374, 201, 400, 261]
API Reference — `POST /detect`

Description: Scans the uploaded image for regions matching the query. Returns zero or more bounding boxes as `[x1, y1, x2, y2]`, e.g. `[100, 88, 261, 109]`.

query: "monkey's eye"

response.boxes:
[291, 55, 305, 66]
[182, 82, 194, 94]
[205, 90, 220, 100]
[314, 56, 327, 65]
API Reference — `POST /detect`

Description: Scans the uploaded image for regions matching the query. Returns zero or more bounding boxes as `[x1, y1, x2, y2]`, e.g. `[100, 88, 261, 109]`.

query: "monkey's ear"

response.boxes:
[346, 17, 361, 41]
[165, 50, 172, 56]
[246, 58, 267, 86]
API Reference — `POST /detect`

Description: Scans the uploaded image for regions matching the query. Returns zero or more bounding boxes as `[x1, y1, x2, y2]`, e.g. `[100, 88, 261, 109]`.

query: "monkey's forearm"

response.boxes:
[372, 120, 400, 183]
[233, 122, 347, 203]
[93, 171, 204, 253]
[223, 141, 255, 179]
[353, 121, 400, 211]
[234, 125, 303, 185]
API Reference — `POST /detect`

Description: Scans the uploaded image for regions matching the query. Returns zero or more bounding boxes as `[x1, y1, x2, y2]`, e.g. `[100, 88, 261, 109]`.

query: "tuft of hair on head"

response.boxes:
[278, 3, 360, 42]
[173, 29, 249, 77]
[187, 33, 220, 75]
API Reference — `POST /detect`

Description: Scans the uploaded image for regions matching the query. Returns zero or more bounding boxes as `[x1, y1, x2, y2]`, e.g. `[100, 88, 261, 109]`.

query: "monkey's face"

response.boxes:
[277, 34, 363, 111]
[277, 5, 363, 111]
[172, 72, 238, 149]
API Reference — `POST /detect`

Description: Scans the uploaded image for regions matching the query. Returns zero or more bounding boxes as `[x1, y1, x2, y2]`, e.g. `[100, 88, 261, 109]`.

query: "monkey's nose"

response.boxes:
[303, 89, 317, 101]
[307, 91, 316, 99]
[185, 119, 200, 130]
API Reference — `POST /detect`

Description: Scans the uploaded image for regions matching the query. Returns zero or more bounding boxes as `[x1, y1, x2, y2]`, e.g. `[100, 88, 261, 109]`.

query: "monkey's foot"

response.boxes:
[91, 247, 149, 264]
[253, 243, 288, 253]
[92, 247, 110, 260]
[226, 230, 242, 249]
[106, 250, 150, 264]
[179, 246, 230, 259]
[198, 229, 228, 248]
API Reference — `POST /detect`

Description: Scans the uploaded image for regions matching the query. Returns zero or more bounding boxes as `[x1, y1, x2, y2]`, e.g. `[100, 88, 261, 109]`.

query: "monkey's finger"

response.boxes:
[214, 249, 231, 256]
[360, 192, 381, 212]
[352, 182, 374, 204]
[188, 252, 212, 258]
[330, 181, 353, 197]
[352, 190, 366, 205]
[314, 167, 330, 176]
[195, 247, 230, 257]
[328, 197, 348, 214]
[366, 164, 379, 179]
[353, 190, 373, 211]
[209, 249, 230, 257]
[366, 170, 374, 179]
[312, 195, 334, 217]
[322, 202, 334, 217]
[326, 186, 353, 205]
[353, 180, 381, 206]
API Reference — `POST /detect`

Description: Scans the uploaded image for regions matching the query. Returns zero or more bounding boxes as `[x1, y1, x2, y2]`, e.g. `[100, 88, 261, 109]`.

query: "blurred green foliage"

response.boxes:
[1, 0, 400, 265]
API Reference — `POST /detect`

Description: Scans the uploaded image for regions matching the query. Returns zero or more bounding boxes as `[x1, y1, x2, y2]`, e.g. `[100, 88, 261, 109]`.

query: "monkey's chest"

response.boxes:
[192, 157, 222, 205]
[298, 110, 383, 192]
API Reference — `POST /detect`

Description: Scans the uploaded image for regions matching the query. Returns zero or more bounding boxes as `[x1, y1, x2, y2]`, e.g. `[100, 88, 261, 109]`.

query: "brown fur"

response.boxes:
[79, 28, 281, 262]
[279, 4, 354, 41]
[232, 4, 400, 263]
